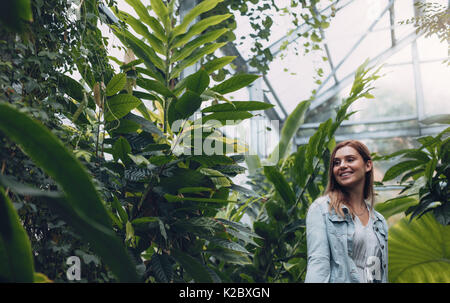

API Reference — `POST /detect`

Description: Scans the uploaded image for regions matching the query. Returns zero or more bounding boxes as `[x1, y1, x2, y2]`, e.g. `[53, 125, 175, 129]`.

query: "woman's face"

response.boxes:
[332, 146, 372, 189]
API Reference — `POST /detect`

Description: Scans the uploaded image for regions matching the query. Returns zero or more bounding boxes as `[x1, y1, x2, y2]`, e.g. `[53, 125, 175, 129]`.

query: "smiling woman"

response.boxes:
[305, 140, 389, 283]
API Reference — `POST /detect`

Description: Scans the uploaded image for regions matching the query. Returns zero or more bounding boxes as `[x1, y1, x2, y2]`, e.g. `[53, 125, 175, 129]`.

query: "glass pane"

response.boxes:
[338, 64, 417, 120]
[420, 61, 450, 117]
[265, 44, 329, 114]
[385, 44, 412, 65]
[324, 0, 389, 66]
[417, 35, 449, 61]
[394, 0, 415, 41]
[336, 29, 391, 80]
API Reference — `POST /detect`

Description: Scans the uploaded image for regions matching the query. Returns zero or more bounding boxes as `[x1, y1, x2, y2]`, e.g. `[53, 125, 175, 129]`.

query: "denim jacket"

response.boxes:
[305, 195, 389, 283]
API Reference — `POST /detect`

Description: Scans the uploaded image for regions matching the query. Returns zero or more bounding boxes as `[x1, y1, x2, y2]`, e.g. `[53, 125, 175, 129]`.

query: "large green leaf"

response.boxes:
[211, 74, 260, 95]
[185, 68, 210, 94]
[174, 90, 203, 120]
[136, 78, 175, 98]
[150, 0, 170, 30]
[58, 74, 84, 101]
[106, 73, 127, 97]
[202, 56, 236, 74]
[124, 112, 164, 137]
[113, 28, 166, 76]
[171, 14, 232, 48]
[0, 187, 35, 282]
[105, 94, 142, 122]
[202, 101, 274, 113]
[304, 118, 332, 173]
[171, 249, 214, 283]
[375, 196, 419, 219]
[124, 0, 166, 42]
[268, 100, 310, 164]
[170, 42, 227, 80]
[382, 160, 424, 182]
[389, 213, 450, 282]
[113, 136, 132, 165]
[263, 166, 296, 207]
[149, 252, 173, 282]
[112, 195, 129, 224]
[0, 103, 139, 282]
[201, 111, 253, 124]
[174, 67, 215, 96]
[114, 10, 165, 54]
[171, 28, 229, 63]
[205, 248, 252, 265]
[172, 0, 223, 38]
[0, 0, 33, 32]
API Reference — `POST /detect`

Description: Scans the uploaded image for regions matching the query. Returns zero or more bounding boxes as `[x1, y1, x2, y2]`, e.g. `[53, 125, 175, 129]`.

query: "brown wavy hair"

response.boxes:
[325, 140, 374, 218]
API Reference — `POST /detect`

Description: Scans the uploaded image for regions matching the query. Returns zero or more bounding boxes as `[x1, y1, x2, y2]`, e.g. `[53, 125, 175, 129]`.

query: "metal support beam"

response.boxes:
[262, 75, 288, 119]
[308, 30, 422, 112]
[411, 0, 426, 130]
[388, 2, 396, 47]
[314, 0, 395, 97]
[294, 124, 447, 145]
[298, 114, 418, 129]
[263, 94, 282, 122]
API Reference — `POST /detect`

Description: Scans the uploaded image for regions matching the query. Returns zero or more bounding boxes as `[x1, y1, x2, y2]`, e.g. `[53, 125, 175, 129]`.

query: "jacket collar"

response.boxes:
[325, 195, 380, 223]
[327, 198, 351, 222]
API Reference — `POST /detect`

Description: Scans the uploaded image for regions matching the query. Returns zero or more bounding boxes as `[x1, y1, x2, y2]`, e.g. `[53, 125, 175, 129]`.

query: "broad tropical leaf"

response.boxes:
[150, 0, 169, 29]
[106, 73, 127, 96]
[375, 196, 419, 219]
[124, 0, 166, 42]
[263, 166, 296, 207]
[382, 160, 424, 182]
[172, 28, 229, 63]
[114, 28, 165, 77]
[113, 136, 132, 165]
[0, 0, 33, 32]
[58, 74, 84, 101]
[185, 68, 210, 94]
[389, 213, 450, 282]
[124, 112, 163, 137]
[171, 249, 214, 282]
[172, 0, 223, 38]
[202, 56, 236, 74]
[268, 100, 310, 163]
[202, 101, 274, 113]
[114, 10, 165, 54]
[171, 14, 233, 48]
[170, 42, 227, 80]
[136, 78, 175, 98]
[201, 111, 253, 124]
[211, 74, 260, 95]
[150, 252, 173, 282]
[0, 103, 139, 282]
[105, 94, 142, 122]
[0, 187, 35, 282]
[174, 90, 203, 119]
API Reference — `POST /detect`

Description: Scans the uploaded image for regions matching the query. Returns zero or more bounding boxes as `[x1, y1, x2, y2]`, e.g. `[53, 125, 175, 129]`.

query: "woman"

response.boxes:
[305, 140, 389, 283]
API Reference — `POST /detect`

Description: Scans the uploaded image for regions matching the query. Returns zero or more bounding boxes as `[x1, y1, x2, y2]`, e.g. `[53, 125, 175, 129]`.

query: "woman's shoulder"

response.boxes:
[308, 195, 330, 213]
